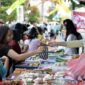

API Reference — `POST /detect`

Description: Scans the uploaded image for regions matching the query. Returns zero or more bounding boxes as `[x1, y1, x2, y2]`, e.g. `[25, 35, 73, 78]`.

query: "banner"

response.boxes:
[48, 0, 70, 16]
[6, 0, 26, 15]
[72, 11, 85, 29]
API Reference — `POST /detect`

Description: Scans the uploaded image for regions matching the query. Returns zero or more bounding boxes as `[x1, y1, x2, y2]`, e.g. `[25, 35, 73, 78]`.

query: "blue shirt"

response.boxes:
[0, 60, 7, 80]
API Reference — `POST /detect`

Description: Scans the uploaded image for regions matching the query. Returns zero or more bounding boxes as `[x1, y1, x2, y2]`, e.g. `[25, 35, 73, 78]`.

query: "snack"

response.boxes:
[13, 68, 26, 74]
[43, 74, 54, 81]
[27, 78, 33, 82]
[34, 77, 44, 84]
[29, 62, 39, 67]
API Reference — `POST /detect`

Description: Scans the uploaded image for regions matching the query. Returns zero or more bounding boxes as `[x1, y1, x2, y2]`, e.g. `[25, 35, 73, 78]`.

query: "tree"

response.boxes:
[0, 0, 16, 22]
[26, 6, 40, 23]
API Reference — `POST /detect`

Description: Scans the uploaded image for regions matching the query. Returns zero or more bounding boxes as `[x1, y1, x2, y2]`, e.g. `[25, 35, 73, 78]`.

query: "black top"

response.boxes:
[0, 45, 10, 57]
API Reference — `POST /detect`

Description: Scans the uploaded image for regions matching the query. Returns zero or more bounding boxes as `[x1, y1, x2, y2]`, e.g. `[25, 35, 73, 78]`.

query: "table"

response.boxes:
[8, 58, 67, 85]
[15, 63, 38, 69]
[7, 46, 80, 85]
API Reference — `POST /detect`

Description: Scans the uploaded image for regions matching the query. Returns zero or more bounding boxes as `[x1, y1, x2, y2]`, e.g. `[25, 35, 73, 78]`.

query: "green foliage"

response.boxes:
[26, 6, 40, 23]
[28, 11, 40, 23]
[47, 14, 54, 21]
[0, 0, 15, 6]
[0, 0, 16, 22]
[0, 0, 40, 23]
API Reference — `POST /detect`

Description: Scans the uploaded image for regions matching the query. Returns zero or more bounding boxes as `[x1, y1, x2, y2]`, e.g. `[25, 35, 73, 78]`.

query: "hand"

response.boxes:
[40, 42, 48, 46]
[2, 56, 9, 61]
[36, 46, 44, 53]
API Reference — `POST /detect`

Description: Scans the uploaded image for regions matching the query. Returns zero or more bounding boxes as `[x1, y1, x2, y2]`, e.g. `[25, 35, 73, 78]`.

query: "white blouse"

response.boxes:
[24, 39, 40, 51]
[65, 34, 77, 55]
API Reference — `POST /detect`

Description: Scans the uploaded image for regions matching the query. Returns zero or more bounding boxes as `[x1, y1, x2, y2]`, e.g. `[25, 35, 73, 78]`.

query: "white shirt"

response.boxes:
[65, 34, 77, 55]
[24, 39, 40, 51]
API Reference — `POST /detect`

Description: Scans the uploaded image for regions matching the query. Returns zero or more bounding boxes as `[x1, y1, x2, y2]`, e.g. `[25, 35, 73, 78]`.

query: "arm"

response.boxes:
[66, 40, 83, 48]
[2, 56, 9, 70]
[21, 45, 28, 53]
[49, 40, 83, 48]
[7, 47, 43, 61]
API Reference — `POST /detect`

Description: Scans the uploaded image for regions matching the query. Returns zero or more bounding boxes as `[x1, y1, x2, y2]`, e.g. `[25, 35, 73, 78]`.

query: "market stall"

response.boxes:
[4, 46, 78, 85]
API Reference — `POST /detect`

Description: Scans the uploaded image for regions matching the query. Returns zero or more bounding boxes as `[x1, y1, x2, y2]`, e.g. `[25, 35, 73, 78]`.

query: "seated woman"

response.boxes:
[24, 27, 41, 52]
[0, 25, 44, 79]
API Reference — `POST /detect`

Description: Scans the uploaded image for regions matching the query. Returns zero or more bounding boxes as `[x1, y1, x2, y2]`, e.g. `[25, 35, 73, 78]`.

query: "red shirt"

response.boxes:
[8, 40, 21, 54]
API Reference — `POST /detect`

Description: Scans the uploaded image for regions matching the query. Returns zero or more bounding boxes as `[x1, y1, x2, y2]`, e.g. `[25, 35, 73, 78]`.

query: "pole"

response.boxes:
[0, 0, 1, 6]
[41, 1, 44, 21]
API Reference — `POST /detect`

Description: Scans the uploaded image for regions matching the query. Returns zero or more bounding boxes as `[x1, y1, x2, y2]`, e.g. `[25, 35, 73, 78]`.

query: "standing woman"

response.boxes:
[63, 19, 82, 55]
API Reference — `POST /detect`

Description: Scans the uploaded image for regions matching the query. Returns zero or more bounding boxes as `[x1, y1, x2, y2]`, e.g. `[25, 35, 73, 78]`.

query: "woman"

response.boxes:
[50, 29, 56, 40]
[37, 27, 44, 42]
[0, 25, 43, 61]
[48, 36, 85, 82]
[24, 27, 41, 52]
[62, 19, 82, 55]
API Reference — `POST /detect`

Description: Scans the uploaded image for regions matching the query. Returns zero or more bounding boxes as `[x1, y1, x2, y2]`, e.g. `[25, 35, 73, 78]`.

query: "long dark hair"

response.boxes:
[37, 27, 43, 35]
[63, 19, 82, 41]
[28, 27, 38, 40]
[63, 19, 82, 54]
[0, 26, 10, 44]
[13, 23, 28, 42]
